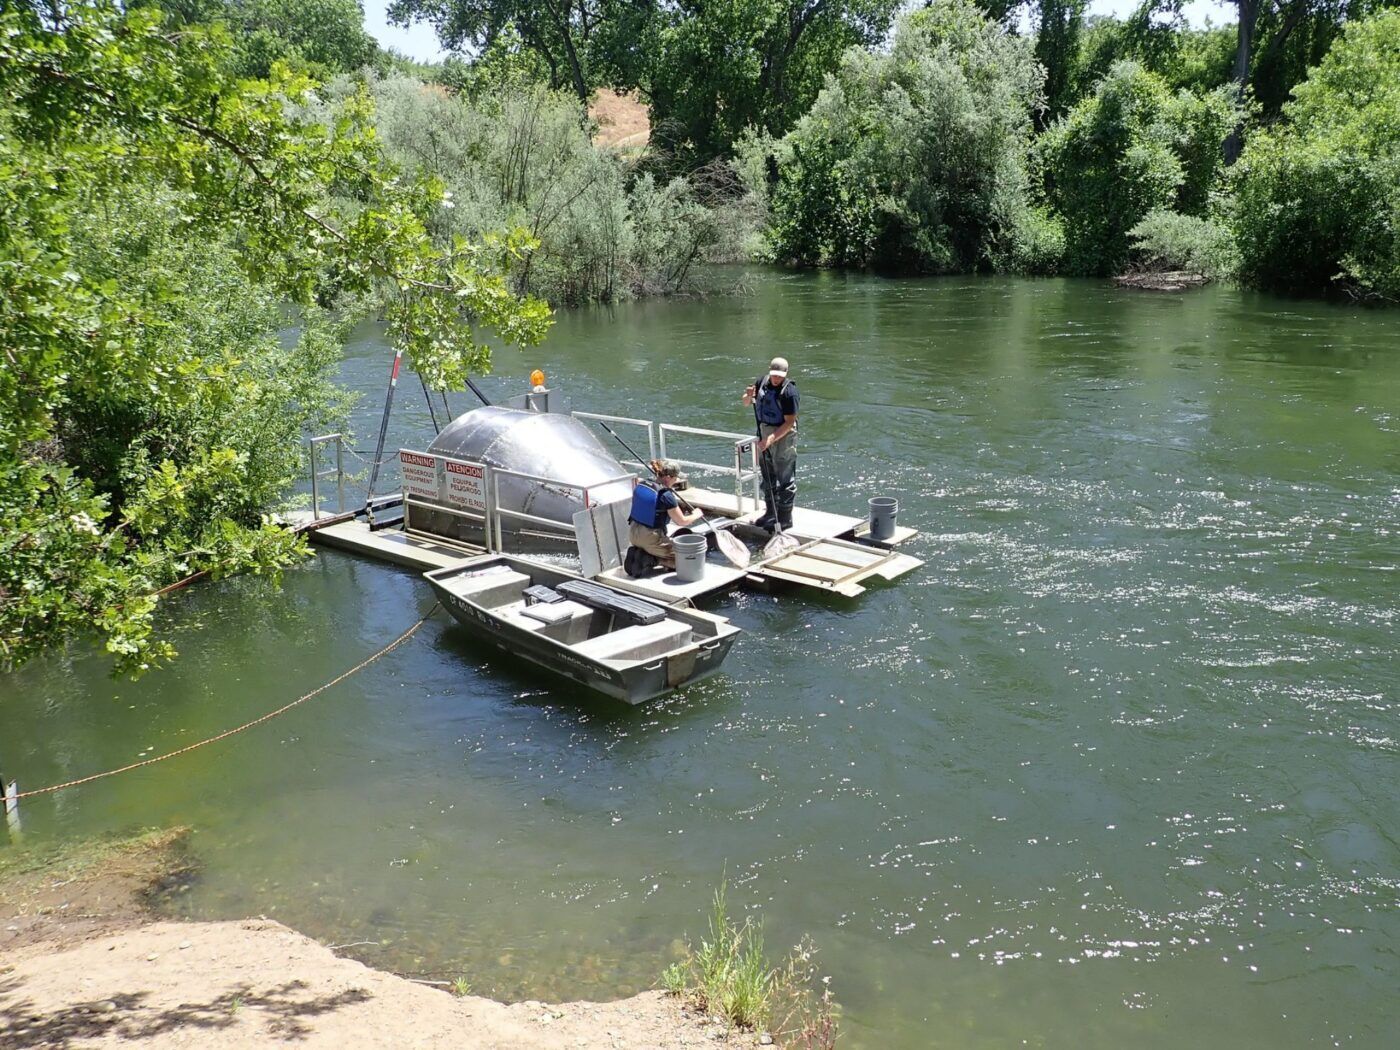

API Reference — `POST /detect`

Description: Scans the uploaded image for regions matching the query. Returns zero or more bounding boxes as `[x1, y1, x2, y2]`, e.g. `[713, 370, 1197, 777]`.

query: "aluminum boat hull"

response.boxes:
[425, 556, 740, 704]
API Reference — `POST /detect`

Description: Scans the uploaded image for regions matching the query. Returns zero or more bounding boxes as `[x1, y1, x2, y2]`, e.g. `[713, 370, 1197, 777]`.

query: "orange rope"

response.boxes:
[10, 604, 440, 801]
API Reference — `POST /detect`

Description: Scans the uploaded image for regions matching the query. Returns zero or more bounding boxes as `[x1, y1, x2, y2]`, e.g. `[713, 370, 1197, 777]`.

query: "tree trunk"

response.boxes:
[1223, 0, 1260, 164]
[543, 0, 590, 104]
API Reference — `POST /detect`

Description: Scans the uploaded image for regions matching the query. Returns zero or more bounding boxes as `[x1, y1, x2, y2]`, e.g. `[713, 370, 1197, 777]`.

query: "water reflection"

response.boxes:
[3, 273, 1397, 1048]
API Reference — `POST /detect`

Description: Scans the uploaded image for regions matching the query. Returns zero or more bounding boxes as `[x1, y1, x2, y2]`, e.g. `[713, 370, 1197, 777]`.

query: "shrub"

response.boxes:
[323, 74, 753, 305]
[1009, 205, 1067, 276]
[1127, 210, 1237, 280]
[1231, 10, 1400, 301]
[691, 880, 772, 1028]
[1038, 61, 1238, 275]
[765, 1, 1045, 273]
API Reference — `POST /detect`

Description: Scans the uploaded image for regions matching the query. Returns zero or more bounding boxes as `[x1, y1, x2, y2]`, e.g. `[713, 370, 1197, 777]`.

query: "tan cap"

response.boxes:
[768, 356, 789, 377]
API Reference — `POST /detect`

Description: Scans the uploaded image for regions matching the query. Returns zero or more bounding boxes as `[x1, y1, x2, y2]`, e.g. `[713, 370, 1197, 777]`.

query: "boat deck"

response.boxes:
[681, 486, 868, 542]
[310, 520, 478, 571]
[595, 559, 749, 605]
[307, 482, 922, 605]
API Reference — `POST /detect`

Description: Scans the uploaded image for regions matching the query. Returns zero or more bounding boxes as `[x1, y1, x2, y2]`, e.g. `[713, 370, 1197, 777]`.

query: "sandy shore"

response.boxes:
[0, 829, 753, 1048]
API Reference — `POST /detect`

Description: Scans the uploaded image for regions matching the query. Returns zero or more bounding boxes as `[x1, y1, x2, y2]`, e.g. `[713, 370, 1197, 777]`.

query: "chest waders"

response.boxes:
[753, 376, 798, 533]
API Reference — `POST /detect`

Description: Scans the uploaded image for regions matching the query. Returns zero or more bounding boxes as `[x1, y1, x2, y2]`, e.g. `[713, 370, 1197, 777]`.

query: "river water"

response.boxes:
[3, 272, 1397, 1047]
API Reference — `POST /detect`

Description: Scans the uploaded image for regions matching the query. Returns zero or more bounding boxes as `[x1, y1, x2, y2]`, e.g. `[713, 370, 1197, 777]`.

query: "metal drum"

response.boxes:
[418, 407, 634, 550]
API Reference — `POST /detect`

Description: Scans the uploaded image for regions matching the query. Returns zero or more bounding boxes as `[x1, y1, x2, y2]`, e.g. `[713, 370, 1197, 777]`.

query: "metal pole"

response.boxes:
[335, 436, 345, 514]
[309, 438, 321, 521]
[366, 349, 404, 523]
[483, 465, 496, 553]
[4, 778, 21, 843]
[493, 471, 504, 552]
[733, 442, 743, 514]
[465, 377, 492, 407]
[419, 373, 441, 434]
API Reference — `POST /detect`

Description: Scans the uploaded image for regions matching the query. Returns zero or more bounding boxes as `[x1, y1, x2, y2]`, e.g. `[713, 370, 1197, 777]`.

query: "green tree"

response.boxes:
[764, 1, 1045, 272]
[1222, 1, 1396, 159]
[388, 0, 603, 101]
[1038, 60, 1238, 274]
[0, 2, 549, 673]
[1033, 0, 1087, 127]
[390, 0, 900, 163]
[228, 0, 380, 79]
[331, 72, 740, 304]
[644, 0, 900, 165]
[138, 0, 381, 79]
[1231, 8, 1400, 299]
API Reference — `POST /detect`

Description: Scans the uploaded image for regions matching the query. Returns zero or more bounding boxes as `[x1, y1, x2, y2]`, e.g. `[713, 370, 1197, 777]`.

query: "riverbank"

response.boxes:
[0, 830, 741, 1048]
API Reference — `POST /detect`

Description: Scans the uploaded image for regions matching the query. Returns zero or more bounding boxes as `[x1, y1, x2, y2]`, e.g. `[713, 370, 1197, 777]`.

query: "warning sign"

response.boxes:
[399, 450, 440, 500]
[443, 458, 486, 511]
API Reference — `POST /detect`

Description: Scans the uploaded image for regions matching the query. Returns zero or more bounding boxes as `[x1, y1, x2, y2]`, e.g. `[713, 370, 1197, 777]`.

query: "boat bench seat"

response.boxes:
[444, 567, 530, 608]
[572, 621, 693, 663]
[557, 579, 667, 625]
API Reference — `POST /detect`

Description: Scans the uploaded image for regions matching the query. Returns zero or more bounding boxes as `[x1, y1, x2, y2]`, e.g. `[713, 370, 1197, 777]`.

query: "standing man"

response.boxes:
[626, 459, 704, 571]
[743, 356, 799, 531]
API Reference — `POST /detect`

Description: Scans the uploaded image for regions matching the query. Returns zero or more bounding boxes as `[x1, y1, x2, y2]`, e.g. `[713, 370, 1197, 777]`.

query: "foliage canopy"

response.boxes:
[323, 74, 747, 305]
[1231, 8, 1400, 300]
[760, 2, 1045, 274]
[0, 1, 549, 673]
[1037, 60, 1238, 276]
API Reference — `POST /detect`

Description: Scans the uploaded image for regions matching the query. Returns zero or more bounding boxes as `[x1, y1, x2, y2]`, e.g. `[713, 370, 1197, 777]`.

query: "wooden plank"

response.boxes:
[596, 562, 747, 605]
[754, 564, 866, 597]
[767, 553, 859, 583]
[873, 553, 924, 581]
[309, 521, 478, 571]
[802, 543, 887, 569]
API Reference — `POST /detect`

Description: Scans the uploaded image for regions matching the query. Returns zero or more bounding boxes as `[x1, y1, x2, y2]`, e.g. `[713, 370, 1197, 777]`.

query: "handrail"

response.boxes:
[657, 424, 761, 514]
[658, 422, 752, 443]
[487, 465, 634, 552]
[308, 433, 345, 521]
[572, 411, 657, 468]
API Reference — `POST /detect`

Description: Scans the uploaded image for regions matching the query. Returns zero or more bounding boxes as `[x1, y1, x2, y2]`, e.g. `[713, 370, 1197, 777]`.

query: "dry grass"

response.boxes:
[589, 89, 650, 150]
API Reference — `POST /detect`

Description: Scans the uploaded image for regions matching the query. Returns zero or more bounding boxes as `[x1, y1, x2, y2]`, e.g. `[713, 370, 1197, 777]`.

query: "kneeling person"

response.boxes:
[628, 459, 703, 570]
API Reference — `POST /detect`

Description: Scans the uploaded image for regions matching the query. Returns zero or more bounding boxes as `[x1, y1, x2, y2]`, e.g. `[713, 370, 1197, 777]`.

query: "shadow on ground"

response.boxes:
[0, 974, 372, 1047]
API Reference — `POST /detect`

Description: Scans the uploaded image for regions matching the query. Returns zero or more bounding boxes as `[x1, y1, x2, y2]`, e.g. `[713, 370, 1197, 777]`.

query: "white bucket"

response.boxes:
[868, 496, 899, 541]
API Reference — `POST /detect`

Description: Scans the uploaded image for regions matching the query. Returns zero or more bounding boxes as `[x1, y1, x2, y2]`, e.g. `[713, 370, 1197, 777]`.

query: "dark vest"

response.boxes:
[755, 375, 794, 427]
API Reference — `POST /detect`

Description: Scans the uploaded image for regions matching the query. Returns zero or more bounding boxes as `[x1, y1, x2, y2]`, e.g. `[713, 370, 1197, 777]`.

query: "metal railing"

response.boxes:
[657, 423, 761, 515]
[403, 495, 485, 539]
[307, 433, 345, 521]
[572, 412, 657, 471]
[574, 412, 761, 516]
[487, 465, 633, 553]
[396, 447, 633, 555]
[383, 407, 759, 551]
